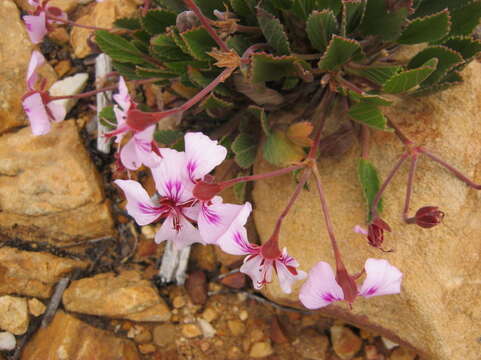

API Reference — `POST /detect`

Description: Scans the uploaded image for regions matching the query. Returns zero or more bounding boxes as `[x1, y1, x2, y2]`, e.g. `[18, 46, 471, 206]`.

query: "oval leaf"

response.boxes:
[263, 130, 305, 167]
[306, 9, 338, 51]
[256, 7, 291, 55]
[383, 59, 438, 93]
[397, 9, 451, 44]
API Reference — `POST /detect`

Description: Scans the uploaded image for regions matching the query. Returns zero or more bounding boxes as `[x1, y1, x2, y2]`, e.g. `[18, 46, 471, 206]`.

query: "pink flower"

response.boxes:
[23, 0, 67, 44]
[218, 228, 307, 294]
[22, 50, 65, 135]
[299, 258, 402, 309]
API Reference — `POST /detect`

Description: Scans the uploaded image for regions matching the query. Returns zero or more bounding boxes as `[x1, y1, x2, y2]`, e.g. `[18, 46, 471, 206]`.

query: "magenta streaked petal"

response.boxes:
[218, 226, 258, 256]
[184, 132, 227, 181]
[155, 215, 203, 250]
[113, 76, 132, 111]
[240, 254, 273, 290]
[23, 13, 48, 44]
[198, 200, 252, 245]
[114, 179, 163, 225]
[120, 136, 141, 171]
[299, 262, 344, 310]
[275, 248, 307, 294]
[26, 50, 45, 90]
[46, 100, 66, 123]
[359, 258, 402, 298]
[22, 92, 51, 136]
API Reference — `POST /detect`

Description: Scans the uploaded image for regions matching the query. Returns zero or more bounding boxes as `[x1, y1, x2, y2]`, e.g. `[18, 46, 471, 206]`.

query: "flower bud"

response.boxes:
[176, 10, 200, 32]
[367, 217, 391, 249]
[412, 206, 444, 228]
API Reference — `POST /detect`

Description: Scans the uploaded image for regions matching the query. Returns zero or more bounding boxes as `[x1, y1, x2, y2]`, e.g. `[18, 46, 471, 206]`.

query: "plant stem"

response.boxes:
[220, 163, 305, 188]
[47, 16, 111, 31]
[387, 118, 414, 146]
[307, 90, 335, 159]
[418, 147, 481, 190]
[403, 154, 418, 221]
[337, 76, 365, 95]
[370, 152, 410, 219]
[184, 0, 230, 52]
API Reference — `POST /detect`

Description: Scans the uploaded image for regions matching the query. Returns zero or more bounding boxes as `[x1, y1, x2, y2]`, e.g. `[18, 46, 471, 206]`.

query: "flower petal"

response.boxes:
[359, 258, 402, 298]
[120, 136, 141, 171]
[46, 100, 66, 123]
[184, 132, 227, 181]
[275, 249, 307, 294]
[299, 262, 344, 309]
[23, 13, 48, 44]
[26, 50, 45, 89]
[155, 215, 203, 250]
[113, 76, 131, 112]
[240, 254, 273, 290]
[198, 199, 252, 245]
[23, 93, 51, 136]
[114, 179, 163, 225]
[217, 226, 258, 256]
[354, 225, 368, 236]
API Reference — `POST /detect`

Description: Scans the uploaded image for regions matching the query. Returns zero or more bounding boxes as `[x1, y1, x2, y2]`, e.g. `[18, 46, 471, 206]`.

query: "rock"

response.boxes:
[21, 311, 140, 360]
[54, 59, 72, 77]
[294, 328, 329, 360]
[198, 318, 216, 338]
[185, 270, 208, 305]
[63, 270, 171, 321]
[220, 272, 247, 289]
[0, 332, 16, 351]
[190, 244, 218, 272]
[253, 60, 481, 360]
[138, 343, 156, 354]
[49, 73, 89, 114]
[249, 341, 274, 358]
[70, 0, 138, 58]
[0, 121, 114, 244]
[181, 323, 202, 338]
[270, 316, 288, 344]
[382, 337, 399, 350]
[227, 320, 245, 336]
[0, 247, 87, 298]
[0, 296, 29, 335]
[132, 326, 152, 344]
[172, 295, 186, 309]
[330, 325, 362, 360]
[201, 308, 218, 323]
[153, 323, 176, 348]
[390, 347, 417, 360]
[27, 298, 46, 317]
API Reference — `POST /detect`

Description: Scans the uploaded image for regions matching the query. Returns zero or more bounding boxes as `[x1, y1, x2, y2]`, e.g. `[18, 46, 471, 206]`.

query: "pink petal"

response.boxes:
[22, 92, 51, 136]
[299, 262, 344, 310]
[359, 258, 402, 298]
[184, 132, 227, 181]
[26, 50, 45, 90]
[23, 13, 48, 44]
[240, 254, 273, 290]
[46, 100, 66, 123]
[151, 148, 192, 202]
[113, 76, 131, 112]
[114, 179, 163, 225]
[133, 126, 161, 169]
[354, 225, 368, 236]
[217, 226, 258, 256]
[28, 0, 40, 6]
[155, 215, 203, 250]
[275, 248, 307, 294]
[198, 199, 252, 245]
[120, 136, 141, 171]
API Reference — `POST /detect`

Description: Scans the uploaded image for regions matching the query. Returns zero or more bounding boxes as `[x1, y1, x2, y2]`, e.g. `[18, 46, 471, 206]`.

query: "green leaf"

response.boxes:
[360, 0, 408, 41]
[248, 105, 270, 135]
[348, 102, 389, 131]
[114, 18, 141, 30]
[135, 65, 177, 80]
[408, 45, 464, 86]
[358, 158, 382, 220]
[292, 0, 317, 20]
[443, 37, 481, 61]
[250, 53, 299, 82]
[112, 61, 144, 80]
[306, 9, 338, 52]
[151, 34, 192, 61]
[282, 77, 300, 89]
[263, 130, 305, 167]
[350, 65, 401, 85]
[341, 0, 365, 35]
[317, 0, 342, 15]
[397, 9, 451, 44]
[383, 58, 438, 93]
[199, 93, 234, 118]
[95, 30, 145, 64]
[187, 67, 231, 96]
[230, 0, 254, 17]
[449, 1, 481, 36]
[413, 0, 470, 18]
[226, 35, 251, 55]
[233, 180, 247, 203]
[141, 9, 177, 35]
[348, 91, 393, 106]
[196, 0, 225, 19]
[232, 133, 258, 168]
[154, 0, 186, 12]
[256, 7, 291, 55]
[181, 27, 217, 61]
[318, 35, 361, 71]
[154, 129, 183, 145]
[98, 105, 116, 129]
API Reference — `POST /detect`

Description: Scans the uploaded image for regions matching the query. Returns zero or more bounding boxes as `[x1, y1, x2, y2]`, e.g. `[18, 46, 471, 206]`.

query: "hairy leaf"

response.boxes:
[318, 35, 361, 71]
[358, 158, 382, 220]
[154, 129, 183, 145]
[248, 105, 270, 135]
[360, 0, 408, 40]
[348, 91, 393, 106]
[151, 34, 192, 61]
[318, 0, 342, 15]
[181, 27, 217, 61]
[251, 53, 299, 82]
[257, 7, 291, 55]
[348, 102, 388, 131]
[114, 18, 141, 30]
[263, 130, 305, 167]
[351, 65, 401, 85]
[232, 133, 258, 168]
[397, 9, 451, 44]
[413, 0, 470, 18]
[383, 58, 438, 93]
[306, 9, 338, 51]
[341, 0, 365, 35]
[449, 1, 481, 36]
[292, 0, 318, 20]
[99, 105, 116, 129]
[95, 30, 145, 64]
[443, 37, 481, 61]
[141, 9, 177, 35]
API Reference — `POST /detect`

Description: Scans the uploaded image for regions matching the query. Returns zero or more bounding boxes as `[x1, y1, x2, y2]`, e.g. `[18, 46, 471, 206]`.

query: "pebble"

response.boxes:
[182, 323, 202, 338]
[0, 332, 15, 351]
[49, 73, 89, 114]
[382, 337, 399, 350]
[141, 225, 156, 239]
[138, 343, 156, 354]
[133, 327, 152, 344]
[153, 323, 176, 347]
[172, 296, 186, 309]
[0, 296, 29, 335]
[330, 325, 362, 360]
[185, 271, 208, 305]
[238, 310, 248, 321]
[27, 298, 46, 317]
[202, 308, 218, 323]
[294, 328, 328, 360]
[249, 328, 265, 343]
[198, 319, 216, 338]
[227, 320, 245, 336]
[227, 345, 242, 360]
[249, 341, 274, 358]
[390, 347, 417, 360]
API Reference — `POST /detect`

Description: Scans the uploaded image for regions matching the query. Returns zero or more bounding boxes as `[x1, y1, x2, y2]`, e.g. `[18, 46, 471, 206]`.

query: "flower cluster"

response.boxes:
[23, 0, 67, 44]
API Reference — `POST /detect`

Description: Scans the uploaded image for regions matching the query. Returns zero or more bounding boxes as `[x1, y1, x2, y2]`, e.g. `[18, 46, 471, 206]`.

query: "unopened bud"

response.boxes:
[193, 181, 222, 201]
[410, 206, 444, 228]
[367, 217, 391, 249]
[176, 10, 200, 32]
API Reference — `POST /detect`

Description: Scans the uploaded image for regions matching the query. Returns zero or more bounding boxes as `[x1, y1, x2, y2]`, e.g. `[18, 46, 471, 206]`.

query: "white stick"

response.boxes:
[95, 54, 113, 153]
[158, 241, 191, 285]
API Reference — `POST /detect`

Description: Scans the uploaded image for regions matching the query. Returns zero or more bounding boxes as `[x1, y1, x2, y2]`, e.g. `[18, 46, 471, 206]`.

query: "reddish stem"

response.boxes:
[418, 147, 481, 190]
[183, 0, 230, 52]
[47, 15, 111, 31]
[307, 90, 335, 159]
[387, 119, 414, 146]
[220, 163, 305, 188]
[403, 154, 418, 221]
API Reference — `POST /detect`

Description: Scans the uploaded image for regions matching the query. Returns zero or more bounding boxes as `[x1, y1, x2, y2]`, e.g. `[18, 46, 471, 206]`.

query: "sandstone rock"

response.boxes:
[27, 298, 46, 317]
[1, 0, 58, 135]
[63, 270, 171, 321]
[294, 328, 329, 360]
[21, 311, 140, 360]
[138, 343, 156, 354]
[153, 323, 176, 347]
[0, 247, 87, 298]
[0, 296, 29, 335]
[181, 323, 202, 338]
[390, 347, 417, 360]
[197, 318, 216, 338]
[253, 61, 481, 360]
[0, 332, 16, 351]
[0, 121, 114, 244]
[249, 341, 274, 358]
[49, 73, 89, 114]
[70, 0, 138, 58]
[331, 325, 362, 360]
